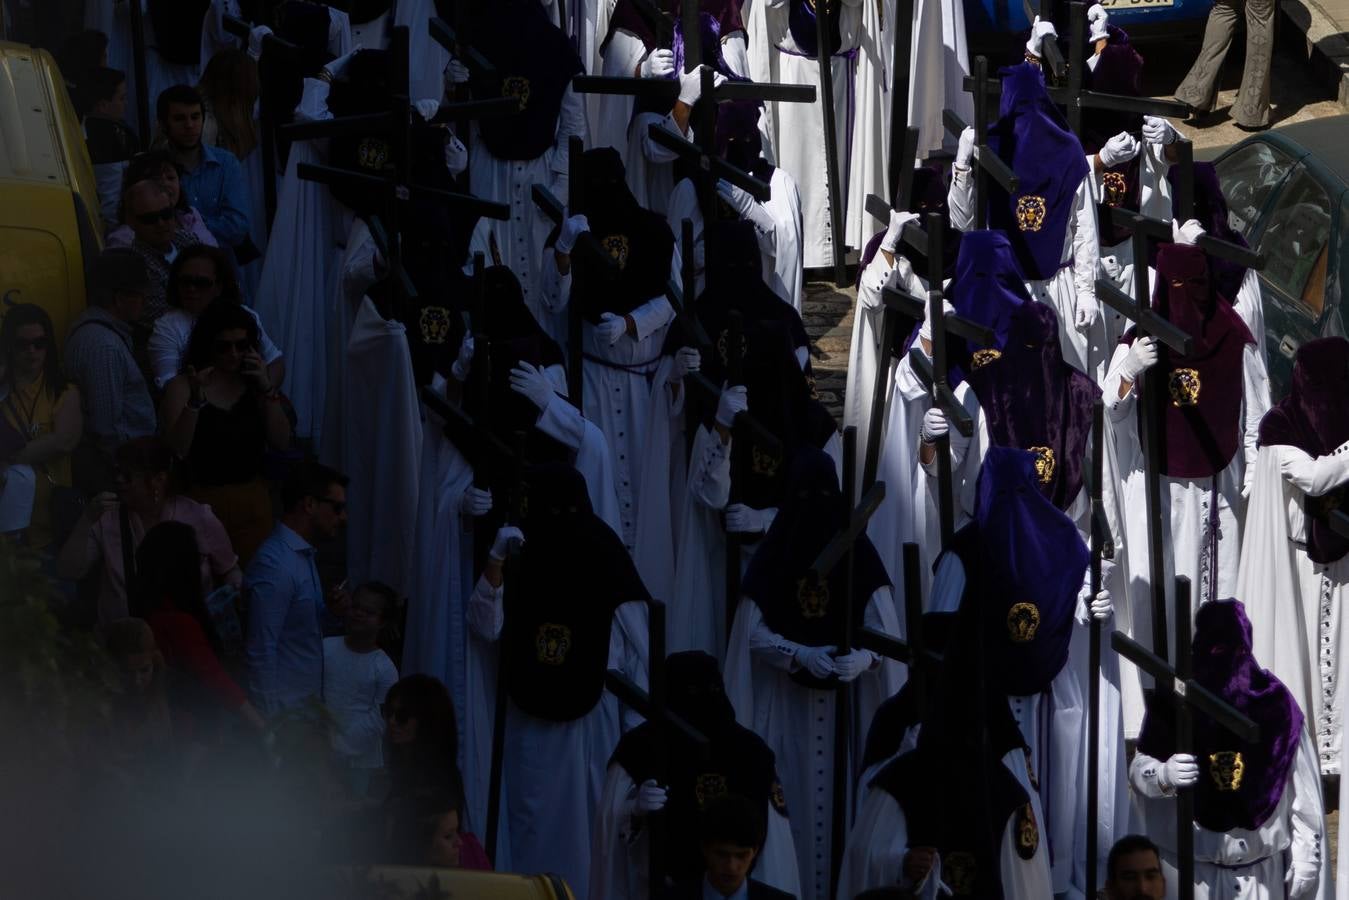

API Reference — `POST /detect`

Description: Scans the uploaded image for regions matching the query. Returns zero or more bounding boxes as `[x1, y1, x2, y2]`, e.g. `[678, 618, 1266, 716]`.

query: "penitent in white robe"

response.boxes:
[836, 748, 1054, 899]
[1237, 441, 1349, 776]
[468, 577, 649, 899]
[1091, 144, 1173, 348]
[1129, 734, 1330, 900]
[1103, 335, 1270, 737]
[724, 590, 903, 899]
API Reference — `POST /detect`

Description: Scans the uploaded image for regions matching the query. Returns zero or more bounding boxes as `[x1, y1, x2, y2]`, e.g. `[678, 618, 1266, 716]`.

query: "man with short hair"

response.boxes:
[81, 66, 140, 223]
[157, 84, 250, 249]
[63, 249, 157, 490]
[245, 461, 350, 717]
[1104, 835, 1165, 900]
[669, 794, 794, 900]
[123, 178, 200, 325]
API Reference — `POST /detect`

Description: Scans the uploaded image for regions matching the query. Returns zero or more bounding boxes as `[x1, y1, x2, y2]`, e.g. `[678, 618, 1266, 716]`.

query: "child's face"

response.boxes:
[345, 591, 385, 639]
[426, 810, 463, 867]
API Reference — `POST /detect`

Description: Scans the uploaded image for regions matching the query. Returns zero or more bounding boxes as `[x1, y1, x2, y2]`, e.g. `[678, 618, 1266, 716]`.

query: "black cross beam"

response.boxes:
[855, 543, 944, 722]
[1111, 576, 1259, 900]
[1083, 397, 1115, 895]
[809, 0, 849, 286]
[942, 63, 1020, 231]
[127, 0, 151, 145]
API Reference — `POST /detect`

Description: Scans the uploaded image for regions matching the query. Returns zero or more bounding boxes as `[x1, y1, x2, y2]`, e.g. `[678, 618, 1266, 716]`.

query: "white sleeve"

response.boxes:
[1102, 342, 1137, 417]
[640, 112, 684, 162]
[627, 295, 675, 342]
[467, 575, 504, 641]
[1070, 178, 1101, 312]
[1278, 442, 1349, 497]
[603, 28, 649, 78]
[721, 32, 750, 79]
[928, 552, 966, 614]
[948, 166, 974, 232]
[744, 599, 802, 672]
[857, 251, 895, 311]
[294, 78, 333, 122]
[1289, 731, 1326, 884]
[1128, 750, 1175, 800]
[550, 84, 587, 183]
[1241, 341, 1271, 486]
[687, 425, 732, 511]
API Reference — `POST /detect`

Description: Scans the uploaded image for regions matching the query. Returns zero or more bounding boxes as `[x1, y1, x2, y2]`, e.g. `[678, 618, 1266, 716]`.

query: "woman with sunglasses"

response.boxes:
[160, 303, 291, 564]
[147, 245, 284, 390]
[0, 304, 82, 550]
[380, 676, 465, 820]
[106, 150, 217, 246]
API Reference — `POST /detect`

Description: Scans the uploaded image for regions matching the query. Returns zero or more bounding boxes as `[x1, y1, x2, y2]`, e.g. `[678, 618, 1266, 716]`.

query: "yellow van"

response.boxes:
[0, 41, 104, 346]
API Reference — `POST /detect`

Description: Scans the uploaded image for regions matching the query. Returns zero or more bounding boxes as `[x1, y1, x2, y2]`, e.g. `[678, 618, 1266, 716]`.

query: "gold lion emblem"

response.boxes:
[418, 306, 451, 345]
[600, 234, 629, 270]
[357, 137, 390, 170]
[535, 623, 572, 665]
[1015, 803, 1039, 858]
[1015, 195, 1047, 232]
[971, 348, 1002, 369]
[943, 851, 977, 895]
[1209, 751, 1245, 792]
[1007, 602, 1041, 643]
[796, 576, 830, 619]
[751, 444, 781, 477]
[1168, 367, 1202, 407]
[1028, 446, 1055, 486]
[694, 773, 728, 809]
[1102, 171, 1128, 207]
[502, 75, 531, 111]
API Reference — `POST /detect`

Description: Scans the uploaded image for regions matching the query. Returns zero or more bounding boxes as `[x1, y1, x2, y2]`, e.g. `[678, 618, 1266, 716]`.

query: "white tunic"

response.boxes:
[724, 590, 903, 899]
[1129, 734, 1329, 900]
[1237, 442, 1349, 775]
[1090, 144, 1172, 347]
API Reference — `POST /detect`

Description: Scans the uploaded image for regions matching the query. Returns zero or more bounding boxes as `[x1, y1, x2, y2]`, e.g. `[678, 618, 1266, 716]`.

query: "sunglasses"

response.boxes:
[136, 206, 177, 225]
[311, 495, 347, 514]
[14, 337, 48, 351]
[382, 704, 413, 724]
[213, 338, 252, 354]
[177, 274, 216, 290]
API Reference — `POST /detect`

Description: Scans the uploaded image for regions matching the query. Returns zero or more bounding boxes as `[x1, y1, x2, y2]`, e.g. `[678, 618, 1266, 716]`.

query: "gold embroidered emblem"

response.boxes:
[1209, 751, 1245, 792]
[751, 444, 781, 478]
[418, 306, 451, 345]
[502, 75, 531, 112]
[971, 348, 1003, 369]
[694, 773, 728, 809]
[357, 137, 390, 170]
[1168, 367, 1202, 407]
[600, 234, 629, 270]
[1015, 195, 1047, 232]
[796, 576, 830, 619]
[1007, 602, 1041, 643]
[716, 328, 748, 367]
[1015, 803, 1039, 859]
[1029, 446, 1056, 486]
[535, 623, 572, 665]
[944, 851, 977, 895]
[770, 779, 788, 814]
[1102, 171, 1128, 207]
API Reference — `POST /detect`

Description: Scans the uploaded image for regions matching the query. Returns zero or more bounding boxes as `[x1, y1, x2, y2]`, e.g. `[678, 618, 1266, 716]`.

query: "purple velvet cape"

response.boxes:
[1258, 336, 1349, 563]
[987, 63, 1090, 281]
[965, 302, 1100, 512]
[1137, 599, 1305, 832]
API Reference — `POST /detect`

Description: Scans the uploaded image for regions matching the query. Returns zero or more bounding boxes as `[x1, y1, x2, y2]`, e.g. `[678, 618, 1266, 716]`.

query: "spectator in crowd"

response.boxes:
[148, 245, 283, 391]
[56, 29, 109, 113]
[0, 304, 82, 550]
[57, 436, 240, 623]
[159, 302, 290, 562]
[245, 461, 349, 717]
[63, 249, 156, 489]
[388, 780, 492, 870]
[323, 581, 399, 798]
[1104, 835, 1166, 900]
[1175, 0, 1274, 131]
[381, 675, 462, 809]
[197, 50, 259, 162]
[671, 795, 793, 900]
[120, 179, 202, 326]
[157, 84, 251, 250]
[102, 616, 174, 762]
[108, 151, 217, 246]
[129, 520, 265, 737]
[80, 67, 141, 224]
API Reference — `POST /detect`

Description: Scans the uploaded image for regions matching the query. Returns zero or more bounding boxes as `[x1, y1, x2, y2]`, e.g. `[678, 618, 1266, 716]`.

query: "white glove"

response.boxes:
[443, 56, 470, 85]
[1026, 16, 1058, 59]
[1089, 589, 1113, 622]
[795, 644, 837, 679]
[1142, 115, 1180, 146]
[556, 214, 590, 255]
[414, 98, 440, 121]
[715, 385, 748, 428]
[597, 312, 629, 346]
[1117, 335, 1159, 382]
[509, 361, 555, 412]
[955, 126, 976, 170]
[445, 133, 467, 176]
[247, 25, 273, 60]
[678, 65, 721, 106]
[640, 48, 676, 79]
[489, 525, 525, 562]
[920, 407, 948, 444]
[881, 210, 921, 254]
[833, 649, 877, 682]
[725, 503, 776, 534]
[670, 347, 701, 382]
[460, 486, 493, 517]
[451, 333, 475, 382]
[1160, 753, 1200, 790]
[715, 180, 774, 231]
[1286, 860, 1319, 899]
[633, 778, 668, 814]
[323, 45, 363, 81]
[918, 299, 956, 343]
[1075, 293, 1100, 330]
[1098, 131, 1140, 168]
[1172, 218, 1205, 246]
[1087, 3, 1109, 41]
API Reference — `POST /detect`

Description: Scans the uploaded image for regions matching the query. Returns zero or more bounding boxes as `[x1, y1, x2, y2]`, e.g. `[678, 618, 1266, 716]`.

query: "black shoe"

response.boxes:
[1234, 121, 1272, 132]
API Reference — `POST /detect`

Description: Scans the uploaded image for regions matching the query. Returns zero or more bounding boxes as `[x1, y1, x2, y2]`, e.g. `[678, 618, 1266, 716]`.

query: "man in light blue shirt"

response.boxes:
[158, 84, 251, 248]
[245, 461, 349, 716]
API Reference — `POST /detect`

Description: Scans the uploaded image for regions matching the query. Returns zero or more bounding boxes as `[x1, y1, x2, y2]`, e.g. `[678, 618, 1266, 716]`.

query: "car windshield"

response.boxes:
[1216, 141, 1297, 240]
[1256, 166, 1333, 315]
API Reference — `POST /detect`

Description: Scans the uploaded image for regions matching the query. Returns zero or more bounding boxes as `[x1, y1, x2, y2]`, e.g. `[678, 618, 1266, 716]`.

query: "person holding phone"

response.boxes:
[159, 302, 291, 564]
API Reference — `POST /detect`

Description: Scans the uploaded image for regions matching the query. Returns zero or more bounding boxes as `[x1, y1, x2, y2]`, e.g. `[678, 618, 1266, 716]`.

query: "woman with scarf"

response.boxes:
[591, 650, 800, 899]
[1130, 599, 1327, 899]
[724, 448, 902, 898]
[1237, 338, 1349, 780]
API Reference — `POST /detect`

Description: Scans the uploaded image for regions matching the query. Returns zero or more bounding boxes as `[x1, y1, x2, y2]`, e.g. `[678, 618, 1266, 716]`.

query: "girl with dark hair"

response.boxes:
[130, 521, 266, 735]
[107, 150, 217, 244]
[159, 303, 291, 564]
[0, 303, 82, 549]
[147, 244, 284, 390]
[381, 674, 461, 802]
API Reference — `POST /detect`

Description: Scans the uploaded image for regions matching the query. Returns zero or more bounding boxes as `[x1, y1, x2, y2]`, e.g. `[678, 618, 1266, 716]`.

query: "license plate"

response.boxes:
[1099, 0, 1176, 8]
